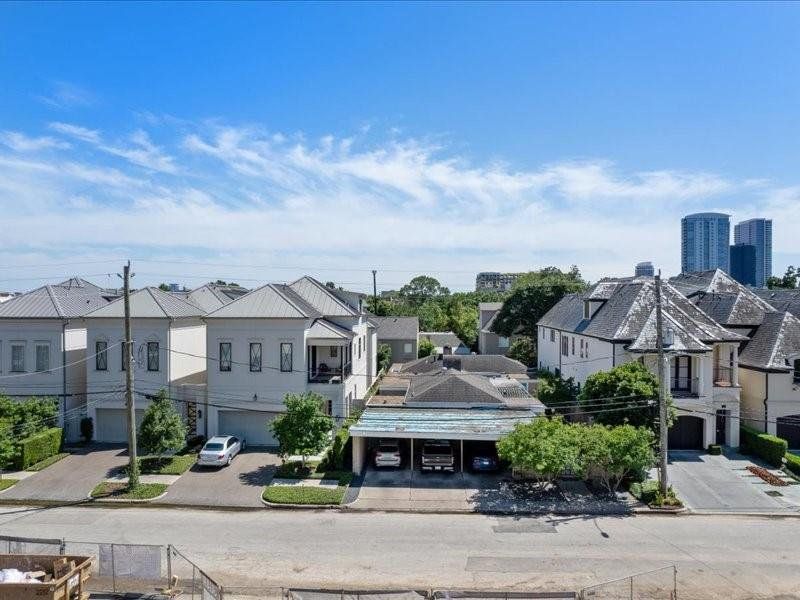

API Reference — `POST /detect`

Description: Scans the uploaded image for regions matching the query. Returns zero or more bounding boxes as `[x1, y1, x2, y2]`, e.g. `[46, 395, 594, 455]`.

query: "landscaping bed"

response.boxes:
[27, 452, 70, 471]
[262, 484, 347, 505]
[138, 454, 196, 475]
[275, 460, 353, 485]
[747, 465, 788, 486]
[0, 479, 18, 492]
[91, 482, 168, 500]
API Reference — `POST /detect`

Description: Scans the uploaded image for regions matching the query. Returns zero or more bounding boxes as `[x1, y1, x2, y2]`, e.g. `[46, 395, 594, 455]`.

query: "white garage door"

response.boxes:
[96, 408, 145, 443]
[218, 410, 278, 447]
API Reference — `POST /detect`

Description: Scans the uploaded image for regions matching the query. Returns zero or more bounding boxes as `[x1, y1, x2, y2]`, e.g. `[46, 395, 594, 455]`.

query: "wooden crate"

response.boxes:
[0, 554, 92, 600]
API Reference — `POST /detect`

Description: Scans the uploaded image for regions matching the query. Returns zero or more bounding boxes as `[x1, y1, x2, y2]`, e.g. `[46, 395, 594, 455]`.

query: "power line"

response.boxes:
[0, 342, 123, 380]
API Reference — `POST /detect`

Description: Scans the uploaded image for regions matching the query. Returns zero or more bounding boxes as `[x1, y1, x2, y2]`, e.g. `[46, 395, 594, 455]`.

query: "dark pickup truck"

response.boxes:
[421, 440, 455, 472]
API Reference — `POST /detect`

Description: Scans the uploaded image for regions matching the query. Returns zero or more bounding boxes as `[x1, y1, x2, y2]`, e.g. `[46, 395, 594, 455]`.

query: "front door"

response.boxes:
[671, 356, 692, 392]
[716, 409, 728, 446]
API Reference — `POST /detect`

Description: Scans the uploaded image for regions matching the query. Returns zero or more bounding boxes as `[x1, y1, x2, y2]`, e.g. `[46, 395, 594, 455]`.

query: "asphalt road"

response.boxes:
[1, 506, 798, 599]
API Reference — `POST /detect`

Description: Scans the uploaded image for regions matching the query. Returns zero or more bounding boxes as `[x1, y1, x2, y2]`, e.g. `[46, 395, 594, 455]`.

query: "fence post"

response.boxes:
[629, 575, 633, 600]
[60, 539, 66, 555]
[111, 543, 117, 593]
[673, 565, 678, 599]
[167, 544, 173, 588]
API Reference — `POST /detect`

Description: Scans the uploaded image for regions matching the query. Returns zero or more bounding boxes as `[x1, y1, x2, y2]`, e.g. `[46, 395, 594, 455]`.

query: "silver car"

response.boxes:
[374, 439, 402, 468]
[198, 435, 244, 467]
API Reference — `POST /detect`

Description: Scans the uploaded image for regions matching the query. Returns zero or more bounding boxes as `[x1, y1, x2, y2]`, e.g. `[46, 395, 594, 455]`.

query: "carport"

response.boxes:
[349, 407, 537, 475]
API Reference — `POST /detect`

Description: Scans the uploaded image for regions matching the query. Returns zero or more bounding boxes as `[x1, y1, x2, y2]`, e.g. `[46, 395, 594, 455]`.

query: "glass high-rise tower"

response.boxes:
[734, 218, 772, 288]
[681, 212, 731, 274]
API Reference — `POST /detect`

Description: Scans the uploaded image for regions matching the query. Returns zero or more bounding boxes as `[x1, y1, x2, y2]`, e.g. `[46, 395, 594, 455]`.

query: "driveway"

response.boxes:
[160, 449, 281, 508]
[668, 450, 800, 513]
[1, 445, 128, 503]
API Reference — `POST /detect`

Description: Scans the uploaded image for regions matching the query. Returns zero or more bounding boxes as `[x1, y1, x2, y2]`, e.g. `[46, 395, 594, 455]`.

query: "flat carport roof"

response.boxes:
[349, 407, 539, 441]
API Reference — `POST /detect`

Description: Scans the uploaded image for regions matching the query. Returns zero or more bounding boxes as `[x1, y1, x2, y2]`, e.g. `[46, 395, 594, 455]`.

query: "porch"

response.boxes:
[307, 343, 352, 384]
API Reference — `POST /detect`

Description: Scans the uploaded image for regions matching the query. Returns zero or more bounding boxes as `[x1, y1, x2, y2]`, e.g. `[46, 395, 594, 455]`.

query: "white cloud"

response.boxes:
[0, 131, 70, 152]
[0, 118, 789, 290]
[35, 81, 96, 109]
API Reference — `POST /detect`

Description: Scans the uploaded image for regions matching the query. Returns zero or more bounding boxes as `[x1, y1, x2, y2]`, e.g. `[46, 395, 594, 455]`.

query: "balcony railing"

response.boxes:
[713, 365, 734, 387]
[670, 376, 700, 397]
[308, 362, 352, 384]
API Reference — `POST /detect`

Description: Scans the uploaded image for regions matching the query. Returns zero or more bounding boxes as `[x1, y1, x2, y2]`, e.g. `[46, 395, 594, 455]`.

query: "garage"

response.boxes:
[218, 410, 278, 447]
[95, 408, 145, 443]
[668, 415, 705, 450]
[777, 415, 800, 450]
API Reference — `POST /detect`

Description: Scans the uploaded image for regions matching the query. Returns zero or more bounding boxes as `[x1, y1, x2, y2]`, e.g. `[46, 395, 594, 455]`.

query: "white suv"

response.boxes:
[198, 435, 244, 467]
[374, 439, 402, 468]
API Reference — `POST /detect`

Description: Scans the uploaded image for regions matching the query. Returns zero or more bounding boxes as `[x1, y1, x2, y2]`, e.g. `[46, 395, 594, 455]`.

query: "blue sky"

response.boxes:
[1, 2, 799, 292]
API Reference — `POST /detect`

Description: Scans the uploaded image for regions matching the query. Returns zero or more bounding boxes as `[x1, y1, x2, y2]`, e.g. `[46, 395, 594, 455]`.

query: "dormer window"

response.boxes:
[583, 301, 591, 320]
[664, 327, 675, 348]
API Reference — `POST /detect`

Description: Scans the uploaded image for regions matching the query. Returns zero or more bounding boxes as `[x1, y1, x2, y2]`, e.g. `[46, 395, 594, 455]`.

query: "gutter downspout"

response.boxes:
[763, 372, 769, 433]
[62, 320, 68, 434]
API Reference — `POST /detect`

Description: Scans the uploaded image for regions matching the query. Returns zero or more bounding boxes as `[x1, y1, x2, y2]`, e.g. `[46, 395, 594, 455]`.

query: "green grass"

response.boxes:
[274, 461, 352, 485]
[138, 454, 197, 475]
[91, 482, 168, 500]
[628, 480, 660, 504]
[0, 479, 19, 492]
[27, 452, 70, 471]
[262, 485, 347, 505]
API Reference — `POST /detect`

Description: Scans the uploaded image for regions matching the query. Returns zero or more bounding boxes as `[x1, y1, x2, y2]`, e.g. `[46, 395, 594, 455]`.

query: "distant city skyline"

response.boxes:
[681, 212, 731, 274]
[734, 218, 772, 287]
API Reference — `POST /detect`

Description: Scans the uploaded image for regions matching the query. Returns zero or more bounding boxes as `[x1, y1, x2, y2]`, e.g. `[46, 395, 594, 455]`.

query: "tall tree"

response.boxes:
[271, 392, 333, 467]
[578, 361, 659, 428]
[497, 417, 580, 486]
[506, 336, 536, 367]
[418, 337, 435, 358]
[399, 275, 450, 304]
[767, 266, 798, 289]
[416, 300, 449, 331]
[138, 389, 187, 456]
[490, 266, 587, 338]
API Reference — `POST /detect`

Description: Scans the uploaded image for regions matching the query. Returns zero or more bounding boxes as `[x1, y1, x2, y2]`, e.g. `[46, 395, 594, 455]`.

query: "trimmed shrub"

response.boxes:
[319, 413, 360, 471]
[707, 444, 722, 456]
[740, 425, 787, 467]
[80, 417, 94, 443]
[785, 453, 800, 477]
[15, 427, 63, 470]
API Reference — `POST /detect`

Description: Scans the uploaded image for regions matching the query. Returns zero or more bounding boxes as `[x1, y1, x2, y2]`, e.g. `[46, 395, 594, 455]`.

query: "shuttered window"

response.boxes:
[11, 344, 24, 372]
[35, 344, 50, 372]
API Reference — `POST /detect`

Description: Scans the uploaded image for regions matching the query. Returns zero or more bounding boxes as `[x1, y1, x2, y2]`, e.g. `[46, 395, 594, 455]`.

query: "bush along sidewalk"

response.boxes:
[263, 485, 347, 506]
[91, 482, 168, 501]
[15, 427, 64, 470]
[740, 425, 787, 467]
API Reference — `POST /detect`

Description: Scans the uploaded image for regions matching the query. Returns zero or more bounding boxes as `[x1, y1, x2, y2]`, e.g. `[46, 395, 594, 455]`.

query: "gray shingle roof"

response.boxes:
[205, 283, 321, 319]
[406, 371, 535, 408]
[289, 276, 359, 317]
[754, 289, 800, 319]
[670, 270, 775, 326]
[370, 316, 419, 340]
[398, 353, 527, 375]
[538, 278, 746, 351]
[739, 311, 800, 371]
[419, 331, 469, 350]
[0, 278, 113, 319]
[85, 287, 205, 318]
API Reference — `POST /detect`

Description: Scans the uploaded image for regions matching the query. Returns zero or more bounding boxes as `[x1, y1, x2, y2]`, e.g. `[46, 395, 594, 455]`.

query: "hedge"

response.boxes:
[785, 453, 800, 477]
[740, 424, 787, 467]
[319, 412, 360, 471]
[15, 427, 63, 470]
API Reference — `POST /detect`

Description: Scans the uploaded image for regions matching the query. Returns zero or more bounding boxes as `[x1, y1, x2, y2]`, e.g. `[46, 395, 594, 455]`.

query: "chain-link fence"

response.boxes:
[169, 544, 225, 600]
[0, 534, 64, 555]
[578, 566, 677, 600]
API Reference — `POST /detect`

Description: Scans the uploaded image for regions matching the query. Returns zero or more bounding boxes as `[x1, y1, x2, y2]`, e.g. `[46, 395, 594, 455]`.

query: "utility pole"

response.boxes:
[654, 271, 669, 495]
[122, 261, 139, 489]
[372, 270, 378, 310]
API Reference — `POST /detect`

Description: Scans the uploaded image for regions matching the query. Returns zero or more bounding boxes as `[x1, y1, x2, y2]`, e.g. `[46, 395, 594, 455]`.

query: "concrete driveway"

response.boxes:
[1, 445, 128, 503]
[668, 450, 800, 513]
[160, 448, 281, 508]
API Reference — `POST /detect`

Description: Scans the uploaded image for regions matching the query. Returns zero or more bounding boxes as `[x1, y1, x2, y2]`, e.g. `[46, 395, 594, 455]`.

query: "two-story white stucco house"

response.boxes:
[538, 276, 747, 449]
[204, 276, 376, 446]
[672, 269, 800, 449]
[0, 278, 115, 441]
[83, 287, 207, 442]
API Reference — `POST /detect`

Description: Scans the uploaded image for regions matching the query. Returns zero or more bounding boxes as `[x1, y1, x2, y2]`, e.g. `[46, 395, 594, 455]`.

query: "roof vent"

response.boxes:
[664, 327, 675, 347]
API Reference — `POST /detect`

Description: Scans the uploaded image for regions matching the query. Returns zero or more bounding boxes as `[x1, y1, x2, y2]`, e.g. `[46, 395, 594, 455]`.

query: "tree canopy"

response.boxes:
[417, 337, 435, 358]
[490, 266, 587, 338]
[536, 371, 579, 416]
[138, 389, 187, 456]
[578, 361, 659, 428]
[767, 266, 798, 289]
[271, 392, 333, 466]
[377, 343, 392, 372]
[506, 336, 536, 367]
[497, 417, 580, 485]
[399, 275, 450, 303]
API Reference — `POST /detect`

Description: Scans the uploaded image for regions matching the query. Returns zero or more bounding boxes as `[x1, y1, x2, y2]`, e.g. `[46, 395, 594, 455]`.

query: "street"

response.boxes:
[1, 506, 799, 599]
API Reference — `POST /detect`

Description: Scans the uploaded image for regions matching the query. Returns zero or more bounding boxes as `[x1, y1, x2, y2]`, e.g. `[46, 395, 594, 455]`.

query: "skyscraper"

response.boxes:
[730, 244, 757, 287]
[635, 261, 654, 277]
[734, 218, 772, 288]
[681, 212, 731, 274]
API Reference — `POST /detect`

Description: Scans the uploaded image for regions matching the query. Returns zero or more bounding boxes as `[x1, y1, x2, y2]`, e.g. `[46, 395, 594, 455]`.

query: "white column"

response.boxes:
[351, 436, 365, 476]
[697, 355, 706, 397]
[732, 344, 739, 387]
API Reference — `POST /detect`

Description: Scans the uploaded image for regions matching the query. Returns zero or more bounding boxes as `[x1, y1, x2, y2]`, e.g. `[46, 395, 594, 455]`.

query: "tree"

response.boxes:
[418, 337, 435, 358]
[0, 419, 16, 473]
[536, 371, 578, 416]
[0, 395, 58, 439]
[399, 276, 450, 304]
[767, 266, 798, 289]
[576, 424, 654, 492]
[365, 296, 391, 316]
[158, 283, 171, 292]
[578, 361, 658, 428]
[271, 392, 333, 467]
[138, 389, 188, 456]
[443, 296, 478, 348]
[490, 267, 587, 338]
[377, 343, 393, 372]
[507, 336, 536, 367]
[416, 300, 448, 331]
[497, 418, 580, 486]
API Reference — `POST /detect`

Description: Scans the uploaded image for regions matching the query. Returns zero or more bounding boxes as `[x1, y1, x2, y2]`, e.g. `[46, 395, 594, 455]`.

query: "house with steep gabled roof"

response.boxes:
[83, 287, 207, 442]
[202, 276, 376, 446]
[370, 316, 419, 363]
[185, 282, 249, 314]
[538, 275, 747, 449]
[0, 277, 117, 441]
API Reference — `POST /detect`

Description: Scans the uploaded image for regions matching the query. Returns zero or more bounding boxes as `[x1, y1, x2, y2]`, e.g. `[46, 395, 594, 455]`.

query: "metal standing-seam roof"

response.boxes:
[186, 283, 249, 314]
[85, 287, 205, 319]
[0, 278, 113, 319]
[205, 283, 322, 319]
[307, 318, 356, 340]
[289, 276, 360, 317]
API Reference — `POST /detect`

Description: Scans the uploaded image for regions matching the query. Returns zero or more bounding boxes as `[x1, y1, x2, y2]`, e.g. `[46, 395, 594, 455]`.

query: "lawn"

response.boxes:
[262, 484, 347, 505]
[138, 454, 197, 475]
[0, 479, 19, 492]
[275, 460, 353, 485]
[27, 452, 70, 471]
[91, 482, 168, 500]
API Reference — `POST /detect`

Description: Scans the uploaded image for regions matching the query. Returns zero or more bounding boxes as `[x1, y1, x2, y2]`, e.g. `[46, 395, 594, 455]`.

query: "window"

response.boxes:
[329, 346, 338, 358]
[96, 341, 108, 371]
[358, 337, 362, 359]
[11, 343, 24, 372]
[571, 337, 575, 355]
[794, 358, 800, 384]
[280, 342, 293, 372]
[250, 343, 262, 372]
[561, 336, 569, 357]
[550, 329, 555, 342]
[35, 343, 50, 372]
[219, 342, 232, 372]
[121, 341, 129, 371]
[404, 342, 412, 354]
[580, 339, 584, 359]
[583, 301, 591, 320]
[498, 336, 510, 348]
[585, 342, 589, 359]
[147, 342, 159, 371]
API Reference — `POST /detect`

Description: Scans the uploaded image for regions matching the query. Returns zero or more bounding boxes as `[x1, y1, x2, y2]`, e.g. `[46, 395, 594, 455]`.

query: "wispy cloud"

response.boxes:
[35, 81, 96, 110]
[0, 131, 70, 152]
[0, 118, 784, 289]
